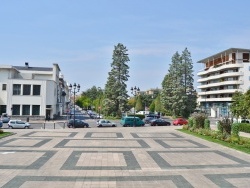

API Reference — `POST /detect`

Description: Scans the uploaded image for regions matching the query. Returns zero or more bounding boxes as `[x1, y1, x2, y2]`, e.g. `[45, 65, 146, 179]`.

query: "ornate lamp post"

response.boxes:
[69, 83, 80, 128]
[131, 86, 140, 127]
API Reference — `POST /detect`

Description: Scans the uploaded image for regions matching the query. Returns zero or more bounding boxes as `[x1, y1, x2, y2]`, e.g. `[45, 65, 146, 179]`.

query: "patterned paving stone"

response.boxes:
[154, 139, 209, 148]
[54, 139, 150, 148]
[0, 127, 250, 187]
[0, 138, 51, 148]
[147, 150, 250, 169]
[84, 132, 124, 138]
[205, 173, 250, 187]
[22, 131, 78, 137]
[0, 150, 56, 169]
[2, 175, 193, 188]
[61, 151, 141, 170]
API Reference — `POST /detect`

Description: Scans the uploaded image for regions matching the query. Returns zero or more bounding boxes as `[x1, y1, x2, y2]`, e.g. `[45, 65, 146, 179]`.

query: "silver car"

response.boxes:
[8, 120, 30, 129]
[97, 119, 116, 127]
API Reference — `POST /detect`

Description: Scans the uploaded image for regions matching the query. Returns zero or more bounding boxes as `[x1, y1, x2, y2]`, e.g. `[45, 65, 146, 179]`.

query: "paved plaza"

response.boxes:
[0, 126, 250, 188]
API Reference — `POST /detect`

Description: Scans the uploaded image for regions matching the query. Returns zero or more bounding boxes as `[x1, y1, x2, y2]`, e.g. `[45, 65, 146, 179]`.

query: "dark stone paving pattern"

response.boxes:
[61, 151, 141, 170]
[2, 175, 194, 188]
[0, 128, 250, 187]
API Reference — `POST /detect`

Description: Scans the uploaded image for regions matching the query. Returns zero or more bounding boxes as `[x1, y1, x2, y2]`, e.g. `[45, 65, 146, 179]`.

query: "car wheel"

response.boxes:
[99, 124, 102, 127]
[24, 126, 29, 129]
[112, 124, 116, 127]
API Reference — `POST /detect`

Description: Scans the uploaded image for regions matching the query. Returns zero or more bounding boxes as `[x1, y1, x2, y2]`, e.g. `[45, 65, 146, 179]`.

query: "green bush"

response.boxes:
[239, 123, 250, 133]
[0, 129, 3, 134]
[217, 117, 233, 135]
[191, 113, 206, 129]
[231, 123, 240, 137]
[217, 121, 223, 133]
[204, 119, 210, 129]
[188, 117, 193, 128]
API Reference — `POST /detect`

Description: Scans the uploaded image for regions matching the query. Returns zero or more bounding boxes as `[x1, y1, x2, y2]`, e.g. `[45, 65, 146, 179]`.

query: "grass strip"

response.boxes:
[178, 129, 250, 154]
[0, 132, 15, 139]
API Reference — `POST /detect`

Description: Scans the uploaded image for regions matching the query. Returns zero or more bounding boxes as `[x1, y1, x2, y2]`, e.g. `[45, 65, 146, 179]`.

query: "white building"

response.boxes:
[0, 62, 70, 120]
[197, 48, 250, 118]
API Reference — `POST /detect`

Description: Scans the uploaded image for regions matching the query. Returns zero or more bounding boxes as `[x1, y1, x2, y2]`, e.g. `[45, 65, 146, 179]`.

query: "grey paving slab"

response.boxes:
[0, 127, 250, 188]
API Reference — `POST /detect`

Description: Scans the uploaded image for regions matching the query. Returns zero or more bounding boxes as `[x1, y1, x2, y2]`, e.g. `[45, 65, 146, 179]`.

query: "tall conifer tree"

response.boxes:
[104, 43, 130, 117]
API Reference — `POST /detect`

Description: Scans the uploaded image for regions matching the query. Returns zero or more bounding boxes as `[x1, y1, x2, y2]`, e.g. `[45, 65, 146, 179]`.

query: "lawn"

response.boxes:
[0, 132, 14, 139]
[178, 129, 250, 154]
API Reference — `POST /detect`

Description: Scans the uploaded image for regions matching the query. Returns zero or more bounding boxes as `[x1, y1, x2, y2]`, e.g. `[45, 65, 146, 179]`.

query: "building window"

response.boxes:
[23, 85, 31, 95]
[32, 105, 40, 115]
[0, 105, 7, 115]
[33, 85, 41, 95]
[12, 105, 20, 115]
[2, 84, 6, 90]
[243, 53, 249, 62]
[13, 84, 21, 95]
[22, 105, 30, 115]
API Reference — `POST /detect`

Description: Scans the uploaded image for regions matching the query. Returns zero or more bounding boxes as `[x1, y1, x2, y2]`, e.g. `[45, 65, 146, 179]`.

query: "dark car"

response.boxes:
[143, 114, 160, 124]
[67, 119, 89, 128]
[150, 119, 171, 126]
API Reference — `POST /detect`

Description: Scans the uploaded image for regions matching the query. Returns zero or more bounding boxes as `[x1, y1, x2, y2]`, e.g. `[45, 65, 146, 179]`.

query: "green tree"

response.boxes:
[161, 48, 196, 118]
[230, 91, 243, 119]
[135, 95, 143, 111]
[104, 43, 130, 117]
[154, 95, 162, 113]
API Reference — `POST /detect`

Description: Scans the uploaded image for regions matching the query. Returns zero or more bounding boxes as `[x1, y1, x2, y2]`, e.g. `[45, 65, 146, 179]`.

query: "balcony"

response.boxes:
[197, 97, 232, 102]
[197, 80, 243, 89]
[197, 72, 243, 83]
[198, 63, 243, 76]
[197, 89, 242, 96]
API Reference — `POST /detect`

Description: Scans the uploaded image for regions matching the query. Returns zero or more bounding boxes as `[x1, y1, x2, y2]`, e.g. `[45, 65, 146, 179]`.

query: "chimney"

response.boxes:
[25, 62, 29, 68]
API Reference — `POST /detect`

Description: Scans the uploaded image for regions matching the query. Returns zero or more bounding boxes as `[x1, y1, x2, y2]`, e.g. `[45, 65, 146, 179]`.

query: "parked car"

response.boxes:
[67, 119, 89, 128]
[1, 114, 10, 123]
[143, 116, 157, 124]
[173, 118, 188, 126]
[150, 119, 171, 126]
[8, 120, 30, 129]
[97, 119, 116, 127]
[120, 116, 145, 127]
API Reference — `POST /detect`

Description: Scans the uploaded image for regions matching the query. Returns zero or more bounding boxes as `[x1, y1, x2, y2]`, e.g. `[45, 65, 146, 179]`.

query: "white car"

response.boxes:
[97, 119, 116, 127]
[8, 120, 30, 129]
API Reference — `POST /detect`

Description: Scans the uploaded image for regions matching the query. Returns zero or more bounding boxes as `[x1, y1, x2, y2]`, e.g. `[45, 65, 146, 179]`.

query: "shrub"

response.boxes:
[217, 121, 223, 133]
[191, 113, 206, 129]
[239, 123, 250, 133]
[231, 123, 240, 137]
[204, 119, 210, 129]
[0, 129, 3, 134]
[188, 117, 193, 128]
[217, 117, 233, 135]
[183, 124, 189, 130]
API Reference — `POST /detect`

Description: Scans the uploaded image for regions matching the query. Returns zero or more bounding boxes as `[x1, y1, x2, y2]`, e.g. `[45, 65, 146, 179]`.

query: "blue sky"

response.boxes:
[1, 0, 250, 92]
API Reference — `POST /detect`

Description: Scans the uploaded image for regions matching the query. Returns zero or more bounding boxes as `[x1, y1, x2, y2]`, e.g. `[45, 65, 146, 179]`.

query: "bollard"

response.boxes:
[44, 123, 45, 129]
[54, 122, 55, 129]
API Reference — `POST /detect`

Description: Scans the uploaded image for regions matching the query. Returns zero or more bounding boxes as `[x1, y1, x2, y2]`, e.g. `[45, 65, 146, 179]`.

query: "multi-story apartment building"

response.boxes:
[0, 62, 70, 120]
[197, 48, 250, 118]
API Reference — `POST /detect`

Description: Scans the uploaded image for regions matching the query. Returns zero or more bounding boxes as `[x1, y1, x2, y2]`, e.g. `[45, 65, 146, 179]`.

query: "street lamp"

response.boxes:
[69, 83, 80, 128]
[131, 86, 140, 127]
[98, 87, 102, 119]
